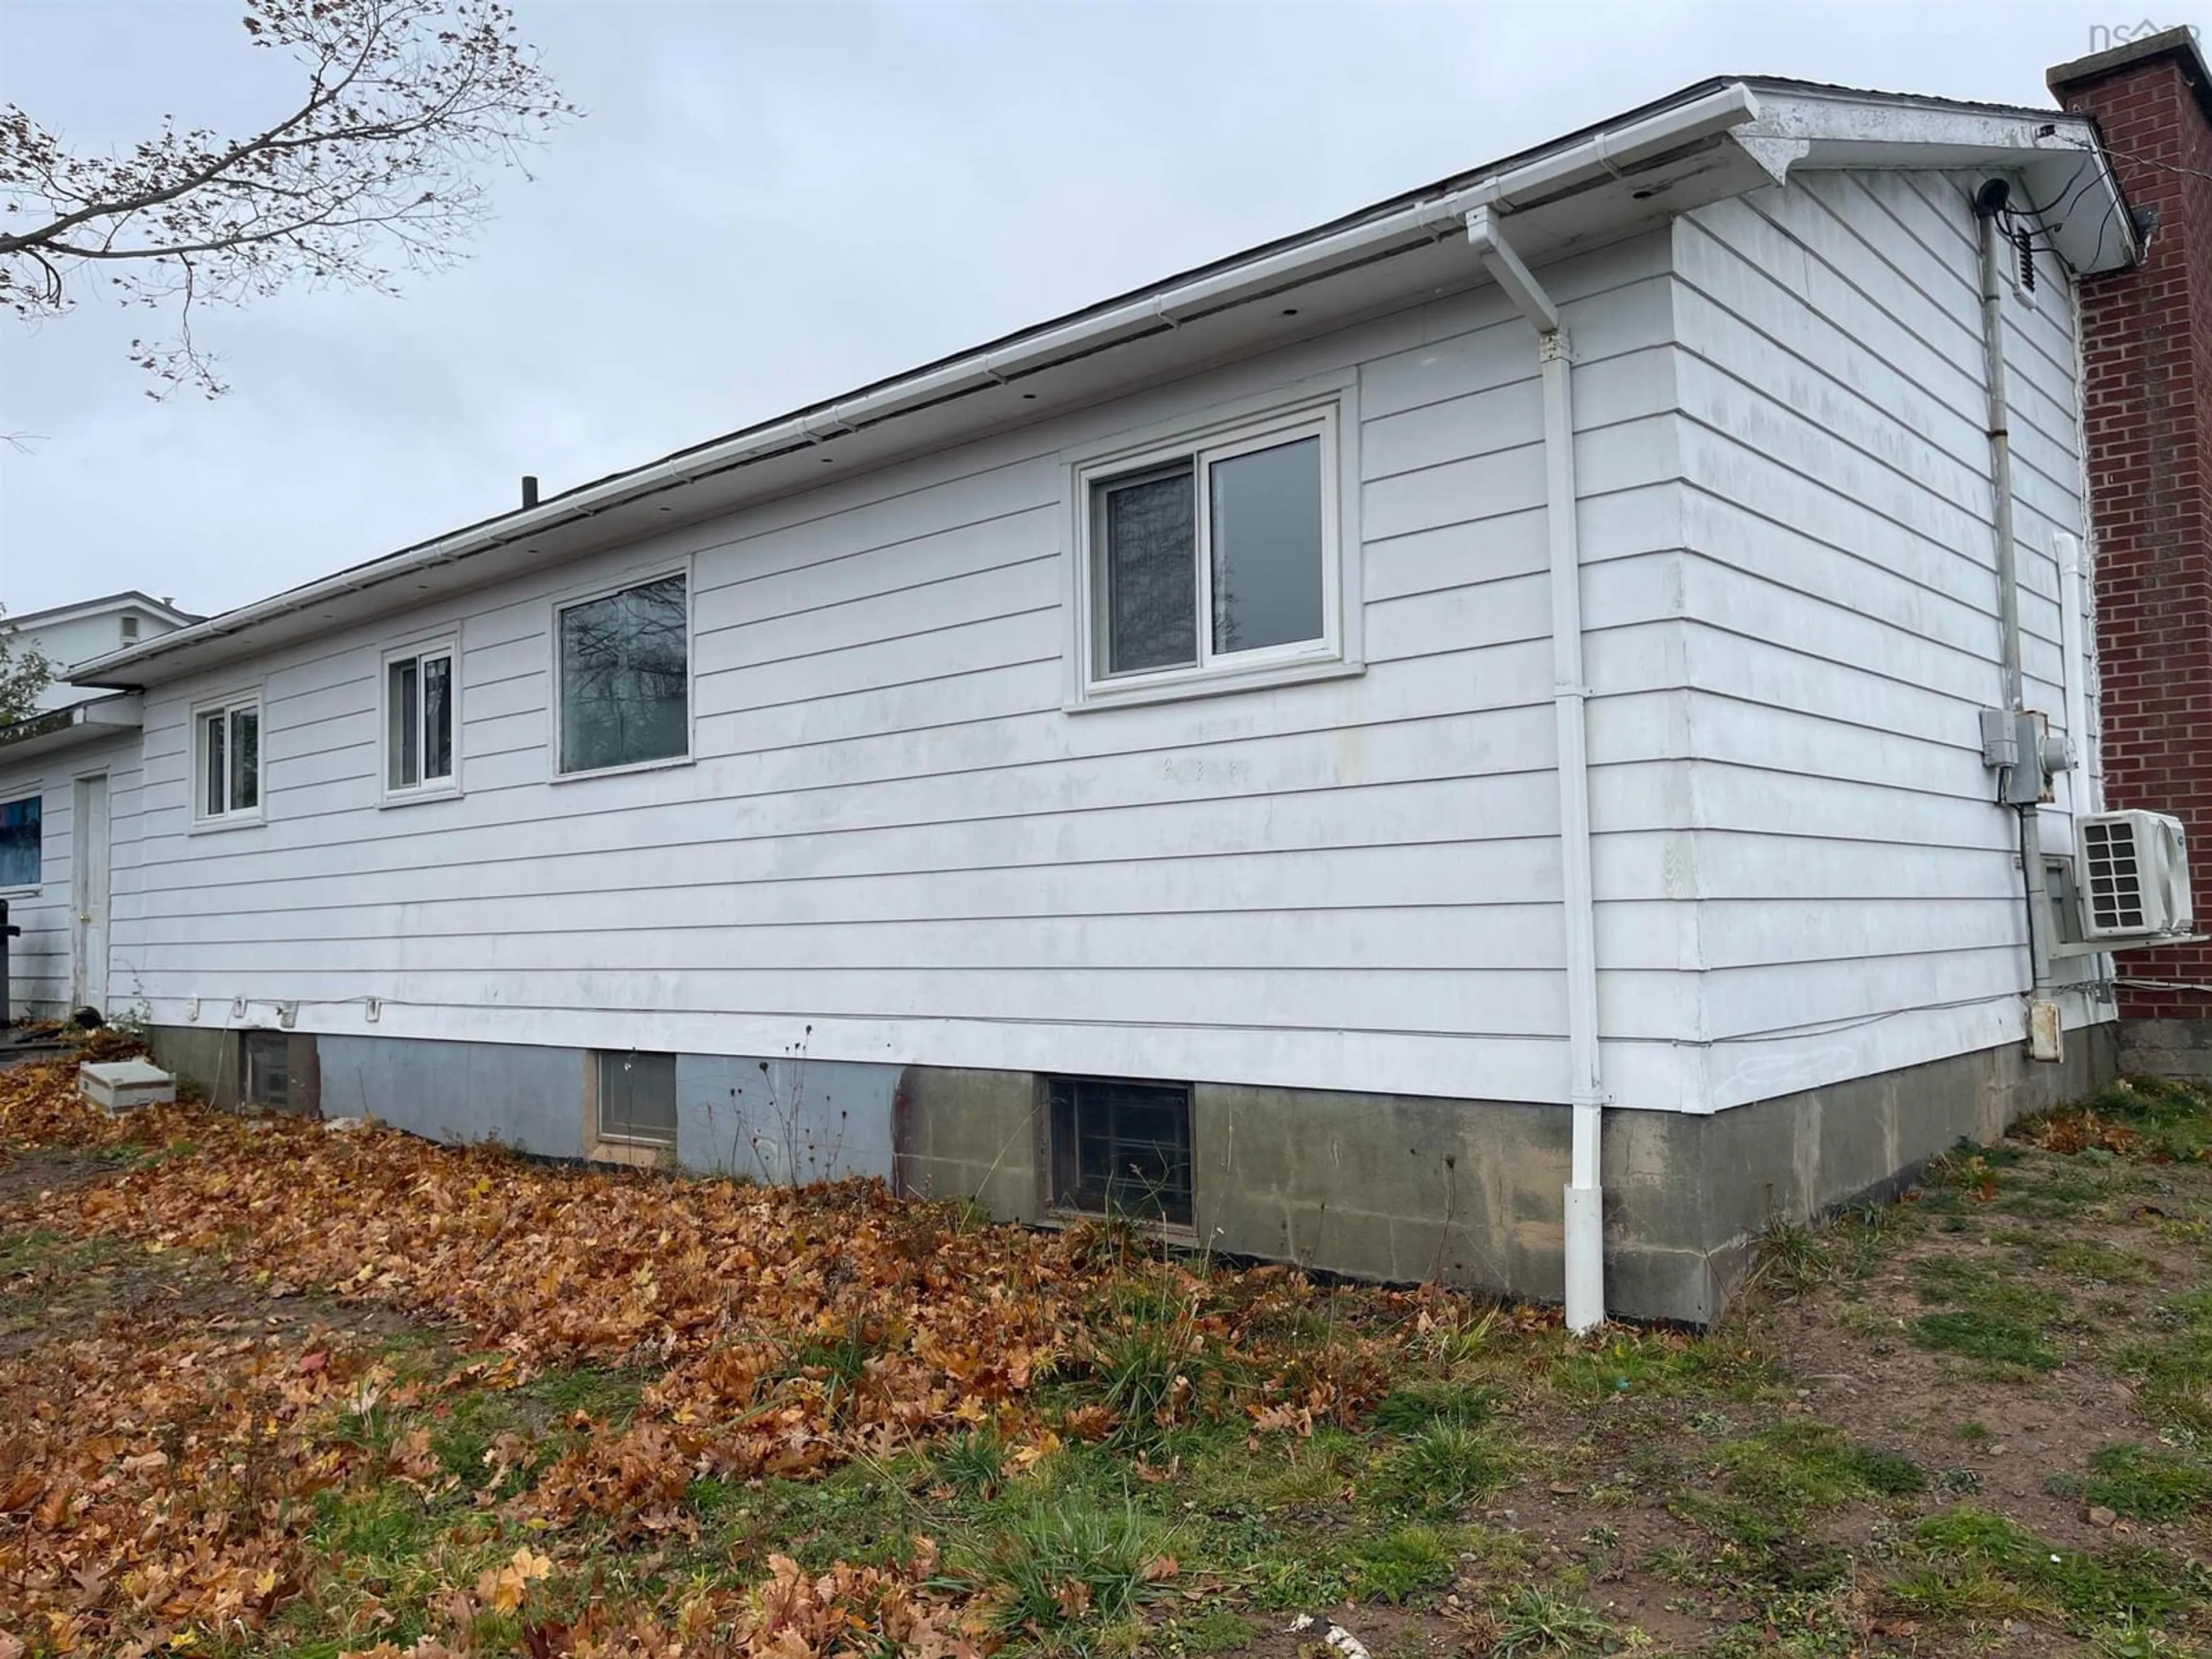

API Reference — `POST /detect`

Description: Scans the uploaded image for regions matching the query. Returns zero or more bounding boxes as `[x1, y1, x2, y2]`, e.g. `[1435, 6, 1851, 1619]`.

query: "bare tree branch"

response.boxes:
[0, 0, 579, 398]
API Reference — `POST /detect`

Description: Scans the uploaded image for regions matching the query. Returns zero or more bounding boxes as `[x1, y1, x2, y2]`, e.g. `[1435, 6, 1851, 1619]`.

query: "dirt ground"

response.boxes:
[0, 1056, 2205, 1659]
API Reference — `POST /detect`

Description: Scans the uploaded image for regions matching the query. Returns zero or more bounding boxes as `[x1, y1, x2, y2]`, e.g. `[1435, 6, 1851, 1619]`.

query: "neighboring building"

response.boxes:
[2050, 27, 2212, 1080]
[0, 594, 194, 1017]
[3, 593, 200, 712]
[0, 694, 142, 1018]
[6, 70, 2198, 1325]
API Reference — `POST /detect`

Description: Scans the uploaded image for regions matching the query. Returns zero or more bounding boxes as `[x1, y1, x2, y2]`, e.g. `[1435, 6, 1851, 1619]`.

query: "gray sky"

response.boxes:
[0, 0, 2191, 618]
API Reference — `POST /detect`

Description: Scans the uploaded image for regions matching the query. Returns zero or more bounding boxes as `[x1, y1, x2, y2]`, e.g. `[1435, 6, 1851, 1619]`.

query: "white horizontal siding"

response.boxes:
[0, 734, 141, 1019]
[1, 760, 71, 1017]
[73, 161, 2122, 1123]
[1671, 168, 2107, 1108]
[111, 229, 1705, 1108]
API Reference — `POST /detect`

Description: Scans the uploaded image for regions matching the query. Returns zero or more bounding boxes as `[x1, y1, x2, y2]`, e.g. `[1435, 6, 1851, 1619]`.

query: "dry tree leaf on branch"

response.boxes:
[0, 0, 580, 396]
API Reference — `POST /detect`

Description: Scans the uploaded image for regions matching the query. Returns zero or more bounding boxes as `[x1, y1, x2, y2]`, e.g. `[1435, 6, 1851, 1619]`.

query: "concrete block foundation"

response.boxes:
[147, 1020, 2118, 1325]
[2119, 1018, 2212, 1082]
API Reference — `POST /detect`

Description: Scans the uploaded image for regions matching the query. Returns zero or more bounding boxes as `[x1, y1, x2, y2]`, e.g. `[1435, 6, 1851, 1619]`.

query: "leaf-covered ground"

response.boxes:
[0, 1043, 2205, 1659]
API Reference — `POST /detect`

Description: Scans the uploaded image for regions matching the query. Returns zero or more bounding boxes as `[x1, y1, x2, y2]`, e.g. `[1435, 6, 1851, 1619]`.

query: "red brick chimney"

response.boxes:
[2049, 27, 2212, 1064]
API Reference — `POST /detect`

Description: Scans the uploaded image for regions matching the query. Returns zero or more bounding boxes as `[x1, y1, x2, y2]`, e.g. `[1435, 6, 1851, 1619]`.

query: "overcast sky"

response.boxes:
[0, 0, 2192, 619]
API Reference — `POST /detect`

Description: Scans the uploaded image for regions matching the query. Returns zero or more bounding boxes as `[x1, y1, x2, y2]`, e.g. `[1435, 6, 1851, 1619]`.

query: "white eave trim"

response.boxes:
[0, 694, 145, 764]
[71, 82, 1767, 692]
[68, 76, 2138, 690]
[1726, 88, 2139, 275]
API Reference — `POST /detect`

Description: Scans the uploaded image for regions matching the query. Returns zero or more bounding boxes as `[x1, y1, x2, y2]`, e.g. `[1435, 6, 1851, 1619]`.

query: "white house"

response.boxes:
[1, 593, 197, 1016]
[7, 74, 2194, 1325]
[2, 592, 200, 711]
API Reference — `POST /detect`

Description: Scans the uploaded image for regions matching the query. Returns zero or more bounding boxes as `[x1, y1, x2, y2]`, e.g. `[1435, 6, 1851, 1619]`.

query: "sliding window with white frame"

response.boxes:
[192, 692, 262, 827]
[1065, 384, 1361, 709]
[382, 636, 459, 801]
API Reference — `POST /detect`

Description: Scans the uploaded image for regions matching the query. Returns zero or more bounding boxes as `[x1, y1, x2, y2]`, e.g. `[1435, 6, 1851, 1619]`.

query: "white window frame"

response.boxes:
[1062, 379, 1362, 711]
[548, 561, 695, 782]
[191, 690, 265, 830]
[582, 1048, 679, 1166]
[380, 633, 461, 804]
[0, 786, 43, 895]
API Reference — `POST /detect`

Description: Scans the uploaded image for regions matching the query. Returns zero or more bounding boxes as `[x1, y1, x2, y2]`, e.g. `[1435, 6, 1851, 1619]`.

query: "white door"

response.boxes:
[71, 774, 109, 1014]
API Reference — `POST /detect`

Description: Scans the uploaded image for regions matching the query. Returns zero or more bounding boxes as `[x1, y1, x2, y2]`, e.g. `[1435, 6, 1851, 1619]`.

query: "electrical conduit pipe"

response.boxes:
[1974, 198, 2053, 991]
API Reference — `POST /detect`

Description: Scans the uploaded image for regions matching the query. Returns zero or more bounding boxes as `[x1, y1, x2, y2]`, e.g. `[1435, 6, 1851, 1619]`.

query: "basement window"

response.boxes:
[383, 638, 457, 798]
[1048, 1076, 1194, 1228]
[241, 1030, 289, 1111]
[596, 1049, 678, 1149]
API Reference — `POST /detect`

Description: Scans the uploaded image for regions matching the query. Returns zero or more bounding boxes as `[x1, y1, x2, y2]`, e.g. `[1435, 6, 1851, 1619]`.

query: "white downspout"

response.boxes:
[1465, 206, 1608, 1332]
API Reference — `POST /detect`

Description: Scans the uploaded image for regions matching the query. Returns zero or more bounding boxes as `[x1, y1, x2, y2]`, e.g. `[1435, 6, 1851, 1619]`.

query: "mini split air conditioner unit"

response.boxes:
[2075, 810, 2195, 942]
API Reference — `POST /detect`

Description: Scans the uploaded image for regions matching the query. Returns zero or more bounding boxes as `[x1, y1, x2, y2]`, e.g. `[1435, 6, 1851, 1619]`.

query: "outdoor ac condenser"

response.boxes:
[2075, 810, 2195, 941]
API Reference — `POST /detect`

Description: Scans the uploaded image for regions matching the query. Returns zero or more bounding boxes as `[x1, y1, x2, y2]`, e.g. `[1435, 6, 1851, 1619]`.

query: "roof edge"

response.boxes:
[68, 75, 2133, 692]
[2, 590, 202, 631]
[0, 693, 145, 766]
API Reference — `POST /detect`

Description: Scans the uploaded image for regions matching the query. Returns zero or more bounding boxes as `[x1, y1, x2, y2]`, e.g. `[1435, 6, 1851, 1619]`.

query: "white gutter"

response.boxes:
[1465, 206, 1608, 1333]
[1467, 84, 1761, 210]
[75, 85, 1762, 690]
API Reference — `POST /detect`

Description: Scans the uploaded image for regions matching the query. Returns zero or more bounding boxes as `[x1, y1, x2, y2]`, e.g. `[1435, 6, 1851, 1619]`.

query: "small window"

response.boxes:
[1075, 404, 1340, 699]
[241, 1029, 289, 1110]
[558, 574, 688, 774]
[195, 695, 261, 823]
[0, 795, 40, 888]
[120, 614, 141, 643]
[1049, 1076, 1194, 1228]
[385, 642, 457, 796]
[596, 1049, 677, 1147]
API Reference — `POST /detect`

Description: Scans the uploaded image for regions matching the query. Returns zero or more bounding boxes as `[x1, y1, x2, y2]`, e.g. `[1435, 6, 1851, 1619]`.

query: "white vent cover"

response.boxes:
[2077, 811, 2195, 940]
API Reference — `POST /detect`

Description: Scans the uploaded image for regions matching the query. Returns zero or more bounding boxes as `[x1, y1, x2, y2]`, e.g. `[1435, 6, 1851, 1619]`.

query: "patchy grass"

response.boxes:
[1895, 1506, 2212, 1626]
[2080, 1442, 2212, 1521]
[1911, 1308, 2063, 1370]
[1755, 1198, 1900, 1292]
[1346, 1521, 1466, 1604]
[1717, 1420, 1926, 1506]
[1163, 1609, 1253, 1656]
[1, 1055, 2208, 1658]
[957, 1491, 1173, 1633]
[932, 1423, 1012, 1498]
[2111, 1287, 2212, 1436]
[2027, 1075, 2212, 1163]
[1911, 1253, 2069, 1323]
[1485, 1586, 1619, 1657]
[1370, 1378, 1496, 1433]
[2040, 1238, 2162, 1285]
[1378, 1421, 1510, 1512]
[0, 1226, 135, 1343]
